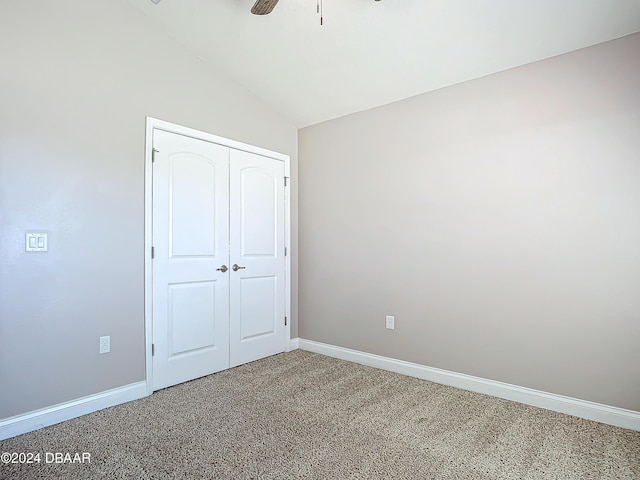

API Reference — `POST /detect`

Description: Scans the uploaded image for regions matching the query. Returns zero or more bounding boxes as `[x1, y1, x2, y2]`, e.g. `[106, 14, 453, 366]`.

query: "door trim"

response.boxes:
[144, 117, 291, 394]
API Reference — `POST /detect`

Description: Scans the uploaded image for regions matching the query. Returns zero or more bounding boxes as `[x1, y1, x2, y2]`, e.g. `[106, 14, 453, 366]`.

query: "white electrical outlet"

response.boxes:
[99, 336, 110, 354]
[385, 315, 395, 330]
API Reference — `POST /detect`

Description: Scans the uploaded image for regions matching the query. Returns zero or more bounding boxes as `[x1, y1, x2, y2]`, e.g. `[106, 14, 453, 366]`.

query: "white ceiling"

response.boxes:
[126, 0, 640, 127]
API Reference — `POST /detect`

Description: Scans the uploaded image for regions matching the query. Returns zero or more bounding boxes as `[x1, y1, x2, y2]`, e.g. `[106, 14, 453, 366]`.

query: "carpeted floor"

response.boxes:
[1, 350, 639, 479]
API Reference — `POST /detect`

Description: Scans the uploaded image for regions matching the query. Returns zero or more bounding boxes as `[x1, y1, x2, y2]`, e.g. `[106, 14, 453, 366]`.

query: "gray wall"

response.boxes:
[299, 33, 640, 411]
[0, 0, 298, 419]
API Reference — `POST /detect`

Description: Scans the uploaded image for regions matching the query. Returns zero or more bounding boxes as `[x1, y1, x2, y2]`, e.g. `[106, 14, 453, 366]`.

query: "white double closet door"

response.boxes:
[152, 129, 286, 391]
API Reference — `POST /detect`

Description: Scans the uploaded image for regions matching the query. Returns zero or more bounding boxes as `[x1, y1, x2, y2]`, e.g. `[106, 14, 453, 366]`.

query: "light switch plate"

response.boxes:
[25, 233, 48, 252]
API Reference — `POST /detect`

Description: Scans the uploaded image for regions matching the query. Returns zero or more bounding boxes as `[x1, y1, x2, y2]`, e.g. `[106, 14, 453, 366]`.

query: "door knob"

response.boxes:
[232, 264, 246, 271]
[216, 265, 228, 273]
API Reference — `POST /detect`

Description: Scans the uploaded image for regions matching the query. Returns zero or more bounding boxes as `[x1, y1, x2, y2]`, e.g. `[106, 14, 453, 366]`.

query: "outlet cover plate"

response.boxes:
[385, 315, 395, 330]
[99, 336, 110, 354]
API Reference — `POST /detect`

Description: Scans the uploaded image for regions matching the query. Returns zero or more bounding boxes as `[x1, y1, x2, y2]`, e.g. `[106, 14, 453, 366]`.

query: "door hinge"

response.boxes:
[152, 343, 155, 356]
[284, 316, 287, 326]
[284, 176, 289, 187]
[152, 148, 159, 162]
[151, 246, 155, 259]
[284, 246, 287, 256]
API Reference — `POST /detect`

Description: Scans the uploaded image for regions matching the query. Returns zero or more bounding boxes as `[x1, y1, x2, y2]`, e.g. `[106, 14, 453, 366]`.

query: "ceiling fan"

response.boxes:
[150, 1, 379, 18]
[251, 0, 280, 15]
[251, 0, 381, 16]
[150, 0, 378, 23]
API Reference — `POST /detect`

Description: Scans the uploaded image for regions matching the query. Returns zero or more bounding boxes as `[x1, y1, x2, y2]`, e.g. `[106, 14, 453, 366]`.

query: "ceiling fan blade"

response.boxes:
[251, 0, 280, 15]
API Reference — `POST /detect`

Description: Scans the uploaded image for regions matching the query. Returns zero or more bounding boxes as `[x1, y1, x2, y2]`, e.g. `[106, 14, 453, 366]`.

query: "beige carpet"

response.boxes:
[1, 350, 639, 479]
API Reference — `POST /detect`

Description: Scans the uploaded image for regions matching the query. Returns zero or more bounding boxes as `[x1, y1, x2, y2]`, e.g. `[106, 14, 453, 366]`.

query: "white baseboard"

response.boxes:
[0, 381, 148, 440]
[297, 338, 640, 432]
[287, 337, 299, 351]
[4, 342, 638, 439]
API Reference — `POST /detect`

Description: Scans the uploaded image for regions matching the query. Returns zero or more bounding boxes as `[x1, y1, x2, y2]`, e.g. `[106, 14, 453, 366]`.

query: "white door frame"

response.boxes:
[144, 117, 292, 395]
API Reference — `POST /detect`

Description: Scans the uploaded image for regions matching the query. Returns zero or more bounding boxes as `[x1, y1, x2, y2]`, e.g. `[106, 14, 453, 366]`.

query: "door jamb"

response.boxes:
[144, 116, 292, 395]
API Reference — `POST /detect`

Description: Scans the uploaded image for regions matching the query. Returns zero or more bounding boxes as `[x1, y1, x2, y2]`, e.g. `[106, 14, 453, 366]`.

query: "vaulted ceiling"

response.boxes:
[126, 0, 640, 127]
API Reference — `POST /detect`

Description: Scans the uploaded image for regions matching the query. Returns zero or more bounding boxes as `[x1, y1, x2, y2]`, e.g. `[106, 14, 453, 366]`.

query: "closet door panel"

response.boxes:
[152, 130, 230, 391]
[229, 149, 286, 367]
